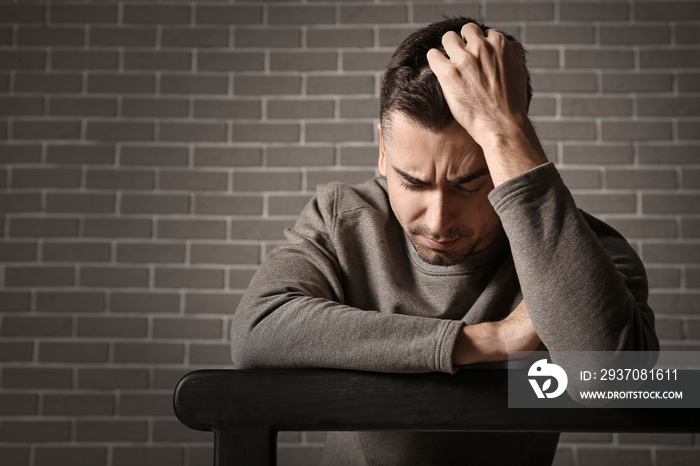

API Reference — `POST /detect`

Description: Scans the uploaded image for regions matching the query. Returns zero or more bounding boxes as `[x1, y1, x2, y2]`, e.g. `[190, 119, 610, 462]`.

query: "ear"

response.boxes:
[377, 122, 387, 177]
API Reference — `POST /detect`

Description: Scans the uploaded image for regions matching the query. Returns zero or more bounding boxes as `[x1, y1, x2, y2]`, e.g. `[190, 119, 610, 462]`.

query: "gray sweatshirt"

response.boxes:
[231, 162, 658, 465]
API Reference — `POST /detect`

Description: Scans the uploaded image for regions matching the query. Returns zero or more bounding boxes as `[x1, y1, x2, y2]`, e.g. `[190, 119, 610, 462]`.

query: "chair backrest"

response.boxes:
[174, 368, 700, 466]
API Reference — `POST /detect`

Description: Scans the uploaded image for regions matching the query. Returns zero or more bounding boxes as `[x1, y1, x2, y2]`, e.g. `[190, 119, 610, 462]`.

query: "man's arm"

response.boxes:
[453, 300, 541, 366]
[230, 184, 465, 374]
[426, 23, 548, 187]
[428, 23, 658, 355]
[489, 165, 658, 353]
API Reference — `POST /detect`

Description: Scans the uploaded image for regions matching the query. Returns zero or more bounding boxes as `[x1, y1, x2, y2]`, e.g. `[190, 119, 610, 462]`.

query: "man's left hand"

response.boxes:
[427, 23, 547, 186]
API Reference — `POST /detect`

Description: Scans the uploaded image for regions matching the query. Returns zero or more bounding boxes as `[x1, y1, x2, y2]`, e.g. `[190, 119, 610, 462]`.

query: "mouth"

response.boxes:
[420, 235, 460, 251]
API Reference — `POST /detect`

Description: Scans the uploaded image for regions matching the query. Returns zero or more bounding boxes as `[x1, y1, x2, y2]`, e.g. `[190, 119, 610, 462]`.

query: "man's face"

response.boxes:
[378, 114, 502, 266]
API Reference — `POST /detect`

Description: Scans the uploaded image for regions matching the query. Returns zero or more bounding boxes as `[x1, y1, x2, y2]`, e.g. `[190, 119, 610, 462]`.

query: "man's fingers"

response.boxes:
[484, 28, 506, 46]
[426, 47, 450, 71]
[460, 22, 485, 42]
[440, 30, 466, 61]
[462, 23, 497, 58]
[439, 25, 512, 66]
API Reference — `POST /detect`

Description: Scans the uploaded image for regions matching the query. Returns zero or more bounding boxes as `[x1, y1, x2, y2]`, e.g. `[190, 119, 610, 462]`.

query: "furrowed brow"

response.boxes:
[448, 168, 490, 186]
[393, 166, 427, 185]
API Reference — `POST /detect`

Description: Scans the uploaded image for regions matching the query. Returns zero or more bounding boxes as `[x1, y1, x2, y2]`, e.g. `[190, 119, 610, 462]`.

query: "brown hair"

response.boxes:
[379, 16, 532, 133]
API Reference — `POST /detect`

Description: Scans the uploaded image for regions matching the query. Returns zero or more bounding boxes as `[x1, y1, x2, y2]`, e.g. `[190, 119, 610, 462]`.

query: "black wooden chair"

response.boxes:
[174, 368, 700, 466]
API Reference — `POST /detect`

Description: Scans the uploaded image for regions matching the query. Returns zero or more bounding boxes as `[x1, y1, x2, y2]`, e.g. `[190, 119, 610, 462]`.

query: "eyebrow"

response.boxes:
[393, 166, 490, 186]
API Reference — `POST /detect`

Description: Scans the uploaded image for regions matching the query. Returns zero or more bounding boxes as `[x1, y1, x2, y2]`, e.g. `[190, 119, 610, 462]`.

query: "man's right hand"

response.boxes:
[452, 300, 541, 366]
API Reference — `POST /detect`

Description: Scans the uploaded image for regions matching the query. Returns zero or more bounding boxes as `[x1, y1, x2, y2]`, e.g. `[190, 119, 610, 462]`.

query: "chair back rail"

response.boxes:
[174, 369, 700, 466]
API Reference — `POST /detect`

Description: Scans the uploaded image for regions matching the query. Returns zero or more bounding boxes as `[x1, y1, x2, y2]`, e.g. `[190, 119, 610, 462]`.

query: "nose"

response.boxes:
[424, 189, 455, 237]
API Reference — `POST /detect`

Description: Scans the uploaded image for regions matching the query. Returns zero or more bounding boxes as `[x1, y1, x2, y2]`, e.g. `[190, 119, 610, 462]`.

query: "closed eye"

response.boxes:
[394, 167, 428, 189]
[393, 166, 489, 196]
[455, 185, 481, 196]
[400, 181, 424, 191]
[395, 169, 425, 186]
[448, 169, 490, 187]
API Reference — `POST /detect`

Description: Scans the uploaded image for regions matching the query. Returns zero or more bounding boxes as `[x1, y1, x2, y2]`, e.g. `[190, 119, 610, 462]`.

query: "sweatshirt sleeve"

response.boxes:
[488, 162, 658, 353]
[230, 183, 463, 374]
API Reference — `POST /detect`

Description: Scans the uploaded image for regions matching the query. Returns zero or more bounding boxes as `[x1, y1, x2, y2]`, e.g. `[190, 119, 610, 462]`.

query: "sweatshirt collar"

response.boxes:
[401, 223, 509, 276]
[376, 176, 509, 275]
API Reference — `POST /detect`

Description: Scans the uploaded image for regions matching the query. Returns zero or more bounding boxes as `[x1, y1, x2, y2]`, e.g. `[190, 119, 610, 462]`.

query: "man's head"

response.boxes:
[378, 17, 530, 266]
[379, 16, 531, 134]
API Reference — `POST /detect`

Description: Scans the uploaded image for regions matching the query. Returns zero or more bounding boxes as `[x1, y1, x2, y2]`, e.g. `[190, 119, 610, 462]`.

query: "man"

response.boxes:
[231, 17, 658, 465]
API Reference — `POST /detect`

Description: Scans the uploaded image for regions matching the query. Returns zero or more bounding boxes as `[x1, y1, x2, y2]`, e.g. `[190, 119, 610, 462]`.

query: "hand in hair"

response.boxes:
[427, 23, 547, 186]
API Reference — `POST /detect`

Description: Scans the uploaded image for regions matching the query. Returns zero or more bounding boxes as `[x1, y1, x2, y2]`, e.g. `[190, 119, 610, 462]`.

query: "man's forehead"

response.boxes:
[383, 112, 478, 148]
[383, 111, 460, 136]
[383, 116, 486, 173]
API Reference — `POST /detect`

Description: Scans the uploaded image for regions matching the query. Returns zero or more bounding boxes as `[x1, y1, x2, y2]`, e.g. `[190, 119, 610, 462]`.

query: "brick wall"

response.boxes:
[0, 1, 699, 465]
